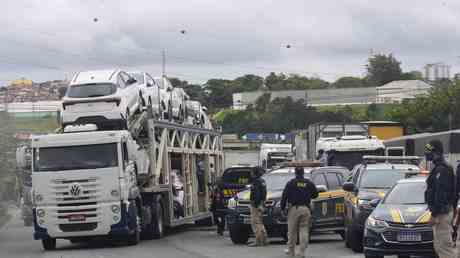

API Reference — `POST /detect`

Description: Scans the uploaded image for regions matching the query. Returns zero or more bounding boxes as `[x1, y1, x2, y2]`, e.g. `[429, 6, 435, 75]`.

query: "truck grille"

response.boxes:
[50, 177, 102, 230]
[59, 223, 98, 232]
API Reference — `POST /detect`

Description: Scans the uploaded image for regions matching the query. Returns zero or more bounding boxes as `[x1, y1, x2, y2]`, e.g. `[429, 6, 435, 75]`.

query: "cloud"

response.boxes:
[1, 0, 460, 84]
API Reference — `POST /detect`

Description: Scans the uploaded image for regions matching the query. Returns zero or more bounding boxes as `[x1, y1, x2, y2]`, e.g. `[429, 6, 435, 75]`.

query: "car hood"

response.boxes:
[358, 188, 389, 201]
[236, 189, 283, 201]
[372, 204, 430, 224]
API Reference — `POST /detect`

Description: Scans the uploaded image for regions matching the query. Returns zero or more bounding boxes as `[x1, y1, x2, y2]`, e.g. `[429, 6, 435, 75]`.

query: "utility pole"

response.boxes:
[162, 49, 166, 78]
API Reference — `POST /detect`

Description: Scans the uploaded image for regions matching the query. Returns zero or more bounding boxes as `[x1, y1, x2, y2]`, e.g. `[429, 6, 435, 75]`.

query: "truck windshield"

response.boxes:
[33, 143, 118, 172]
[330, 150, 384, 170]
[67, 83, 117, 98]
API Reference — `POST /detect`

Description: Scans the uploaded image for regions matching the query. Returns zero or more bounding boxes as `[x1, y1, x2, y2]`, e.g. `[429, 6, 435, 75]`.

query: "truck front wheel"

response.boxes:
[127, 203, 141, 246]
[42, 238, 56, 251]
[152, 201, 165, 239]
[143, 201, 164, 240]
[229, 223, 250, 244]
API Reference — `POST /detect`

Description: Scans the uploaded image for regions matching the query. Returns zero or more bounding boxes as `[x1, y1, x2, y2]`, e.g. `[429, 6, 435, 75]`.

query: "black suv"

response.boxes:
[227, 165, 349, 244]
[342, 158, 421, 253]
[212, 166, 259, 209]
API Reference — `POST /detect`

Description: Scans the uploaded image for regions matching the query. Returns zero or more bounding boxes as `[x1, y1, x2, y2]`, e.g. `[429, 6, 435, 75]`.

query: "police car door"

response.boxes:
[311, 172, 335, 229]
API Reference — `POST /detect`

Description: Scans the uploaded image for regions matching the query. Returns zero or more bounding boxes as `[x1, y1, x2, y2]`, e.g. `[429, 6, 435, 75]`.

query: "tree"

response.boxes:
[401, 70, 423, 80]
[366, 54, 403, 86]
[366, 103, 379, 120]
[234, 74, 264, 92]
[255, 93, 271, 112]
[332, 76, 368, 88]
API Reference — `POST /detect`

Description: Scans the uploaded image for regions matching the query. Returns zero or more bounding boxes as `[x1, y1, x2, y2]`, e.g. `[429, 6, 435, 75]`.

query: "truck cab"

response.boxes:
[24, 129, 145, 250]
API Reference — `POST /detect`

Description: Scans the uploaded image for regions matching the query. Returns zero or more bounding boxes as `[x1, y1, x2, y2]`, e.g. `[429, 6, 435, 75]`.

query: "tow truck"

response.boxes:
[17, 108, 223, 250]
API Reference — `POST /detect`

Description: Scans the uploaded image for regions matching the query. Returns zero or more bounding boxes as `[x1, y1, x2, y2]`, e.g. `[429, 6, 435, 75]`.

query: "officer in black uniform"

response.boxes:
[249, 166, 268, 246]
[281, 167, 318, 258]
[424, 140, 457, 258]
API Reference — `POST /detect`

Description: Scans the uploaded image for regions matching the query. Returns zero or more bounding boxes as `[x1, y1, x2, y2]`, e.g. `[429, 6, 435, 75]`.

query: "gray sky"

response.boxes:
[1, 0, 460, 85]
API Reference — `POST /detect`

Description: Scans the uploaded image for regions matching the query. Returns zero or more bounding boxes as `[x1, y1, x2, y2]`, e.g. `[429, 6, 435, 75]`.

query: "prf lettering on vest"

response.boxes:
[296, 182, 306, 188]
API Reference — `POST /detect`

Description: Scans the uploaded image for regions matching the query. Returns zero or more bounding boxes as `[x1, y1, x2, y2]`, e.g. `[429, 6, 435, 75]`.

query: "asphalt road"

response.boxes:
[0, 211, 362, 258]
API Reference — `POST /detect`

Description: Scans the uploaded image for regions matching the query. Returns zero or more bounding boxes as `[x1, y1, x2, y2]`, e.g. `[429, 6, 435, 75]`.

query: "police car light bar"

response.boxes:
[363, 155, 421, 164]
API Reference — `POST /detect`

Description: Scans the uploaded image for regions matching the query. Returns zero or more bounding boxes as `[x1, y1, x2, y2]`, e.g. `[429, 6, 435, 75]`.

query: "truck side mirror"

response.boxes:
[16, 146, 31, 170]
[342, 182, 355, 192]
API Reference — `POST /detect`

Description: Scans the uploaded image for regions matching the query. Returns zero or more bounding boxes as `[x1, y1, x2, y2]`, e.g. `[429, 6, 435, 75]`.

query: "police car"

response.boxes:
[342, 156, 421, 252]
[212, 165, 260, 207]
[226, 162, 349, 244]
[363, 176, 433, 258]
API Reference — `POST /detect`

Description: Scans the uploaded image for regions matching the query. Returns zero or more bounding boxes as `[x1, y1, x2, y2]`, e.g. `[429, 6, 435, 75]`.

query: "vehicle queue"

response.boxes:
[213, 148, 459, 258]
[18, 68, 460, 258]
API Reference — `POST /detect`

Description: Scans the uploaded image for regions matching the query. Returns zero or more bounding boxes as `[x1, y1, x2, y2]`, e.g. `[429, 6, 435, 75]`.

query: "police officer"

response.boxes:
[317, 149, 327, 166]
[281, 167, 318, 258]
[425, 140, 457, 258]
[211, 184, 226, 236]
[249, 166, 268, 247]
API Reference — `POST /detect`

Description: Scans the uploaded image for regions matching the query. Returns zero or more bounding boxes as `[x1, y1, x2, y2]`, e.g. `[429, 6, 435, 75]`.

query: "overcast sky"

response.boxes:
[1, 0, 460, 85]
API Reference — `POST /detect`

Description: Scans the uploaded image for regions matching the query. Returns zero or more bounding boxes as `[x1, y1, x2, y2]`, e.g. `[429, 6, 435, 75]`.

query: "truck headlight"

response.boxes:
[227, 198, 238, 210]
[111, 205, 120, 214]
[37, 209, 45, 217]
[366, 216, 389, 228]
[34, 194, 43, 203]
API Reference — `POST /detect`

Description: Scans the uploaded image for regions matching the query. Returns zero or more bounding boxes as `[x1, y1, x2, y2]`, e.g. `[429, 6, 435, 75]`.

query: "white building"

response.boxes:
[376, 80, 432, 103]
[424, 63, 450, 81]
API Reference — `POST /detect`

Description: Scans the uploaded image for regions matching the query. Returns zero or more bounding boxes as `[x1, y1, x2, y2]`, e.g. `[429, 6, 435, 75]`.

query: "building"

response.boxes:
[232, 87, 376, 110]
[376, 80, 432, 103]
[233, 90, 307, 110]
[306, 87, 376, 106]
[424, 63, 450, 81]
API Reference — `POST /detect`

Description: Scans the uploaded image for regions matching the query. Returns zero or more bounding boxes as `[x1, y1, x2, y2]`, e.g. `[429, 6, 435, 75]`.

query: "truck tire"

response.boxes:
[127, 203, 141, 246]
[229, 224, 250, 244]
[42, 238, 56, 251]
[150, 201, 164, 239]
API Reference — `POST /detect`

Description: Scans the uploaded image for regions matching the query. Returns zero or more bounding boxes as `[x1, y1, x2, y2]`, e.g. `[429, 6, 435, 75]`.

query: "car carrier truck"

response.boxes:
[17, 110, 224, 250]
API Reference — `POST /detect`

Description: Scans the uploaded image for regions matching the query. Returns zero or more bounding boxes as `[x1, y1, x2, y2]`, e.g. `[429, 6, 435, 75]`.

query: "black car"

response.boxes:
[342, 162, 421, 252]
[363, 176, 433, 258]
[226, 165, 349, 244]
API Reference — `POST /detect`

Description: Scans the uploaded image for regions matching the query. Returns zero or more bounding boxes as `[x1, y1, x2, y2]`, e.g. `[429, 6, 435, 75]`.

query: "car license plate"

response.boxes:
[397, 231, 421, 242]
[68, 214, 86, 222]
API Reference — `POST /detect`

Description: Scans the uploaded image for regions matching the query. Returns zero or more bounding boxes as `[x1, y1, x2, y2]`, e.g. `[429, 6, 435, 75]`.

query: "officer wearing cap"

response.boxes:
[281, 167, 318, 258]
[248, 166, 268, 247]
[424, 140, 457, 258]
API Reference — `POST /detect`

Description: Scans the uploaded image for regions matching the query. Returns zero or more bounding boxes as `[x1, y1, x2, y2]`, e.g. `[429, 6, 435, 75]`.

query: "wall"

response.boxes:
[224, 149, 259, 169]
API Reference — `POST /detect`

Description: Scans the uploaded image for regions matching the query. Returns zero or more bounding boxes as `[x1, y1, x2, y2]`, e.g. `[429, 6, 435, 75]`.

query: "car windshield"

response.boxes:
[262, 168, 312, 191]
[359, 169, 414, 189]
[384, 182, 426, 205]
[222, 168, 252, 185]
[33, 143, 118, 172]
[67, 83, 117, 98]
[263, 173, 294, 191]
[129, 73, 144, 84]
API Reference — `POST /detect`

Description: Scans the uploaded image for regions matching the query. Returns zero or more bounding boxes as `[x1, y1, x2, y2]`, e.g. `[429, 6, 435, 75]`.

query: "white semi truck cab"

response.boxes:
[24, 130, 144, 249]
